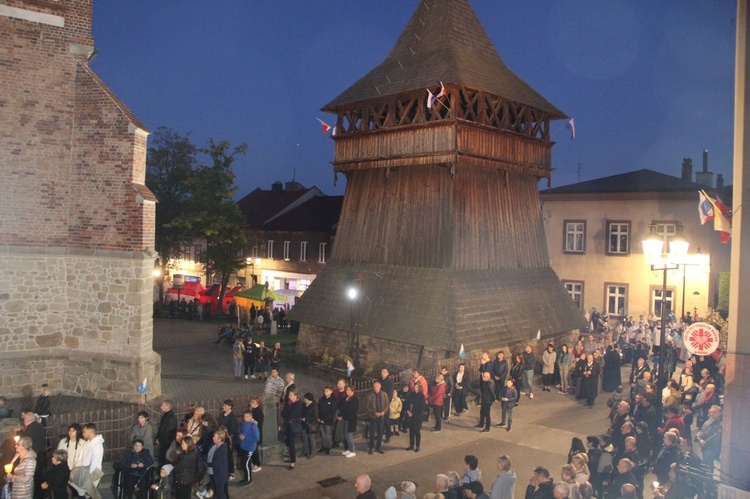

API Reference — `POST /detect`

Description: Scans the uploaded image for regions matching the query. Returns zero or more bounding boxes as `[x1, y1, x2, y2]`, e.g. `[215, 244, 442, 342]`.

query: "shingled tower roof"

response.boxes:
[323, 0, 564, 118]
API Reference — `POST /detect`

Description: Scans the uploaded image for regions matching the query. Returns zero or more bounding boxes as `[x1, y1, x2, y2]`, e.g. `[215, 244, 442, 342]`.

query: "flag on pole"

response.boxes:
[438, 81, 447, 98]
[137, 377, 148, 394]
[316, 118, 332, 134]
[536, 329, 541, 341]
[701, 190, 732, 243]
[346, 360, 355, 377]
[426, 88, 436, 109]
[565, 118, 576, 140]
[698, 190, 715, 224]
[459, 343, 466, 359]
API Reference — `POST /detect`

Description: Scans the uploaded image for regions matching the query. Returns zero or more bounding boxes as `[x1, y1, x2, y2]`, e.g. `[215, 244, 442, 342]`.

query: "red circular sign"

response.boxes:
[683, 322, 720, 356]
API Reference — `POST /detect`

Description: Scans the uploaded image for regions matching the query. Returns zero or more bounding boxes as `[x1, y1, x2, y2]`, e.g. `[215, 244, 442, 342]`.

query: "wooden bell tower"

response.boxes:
[291, 0, 586, 368]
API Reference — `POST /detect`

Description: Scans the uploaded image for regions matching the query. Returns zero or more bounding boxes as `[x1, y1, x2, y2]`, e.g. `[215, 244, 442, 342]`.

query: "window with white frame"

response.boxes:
[267, 240, 274, 259]
[563, 281, 584, 310]
[251, 246, 259, 259]
[283, 241, 291, 260]
[319, 242, 327, 263]
[300, 241, 308, 261]
[607, 221, 630, 255]
[651, 287, 675, 317]
[564, 221, 585, 253]
[181, 246, 192, 261]
[605, 284, 627, 315]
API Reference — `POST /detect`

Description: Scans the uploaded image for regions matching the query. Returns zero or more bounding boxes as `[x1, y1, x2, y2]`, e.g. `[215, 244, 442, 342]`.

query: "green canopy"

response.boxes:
[234, 284, 287, 309]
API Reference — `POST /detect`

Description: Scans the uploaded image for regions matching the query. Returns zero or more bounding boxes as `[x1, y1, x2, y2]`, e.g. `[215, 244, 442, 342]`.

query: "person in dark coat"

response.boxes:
[602, 345, 622, 392]
[209, 431, 229, 499]
[119, 439, 155, 499]
[498, 379, 519, 431]
[579, 354, 601, 407]
[40, 449, 70, 499]
[379, 368, 395, 441]
[281, 390, 304, 468]
[216, 400, 238, 476]
[476, 371, 495, 432]
[524, 466, 554, 499]
[173, 437, 197, 499]
[492, 351, 509, 400]
[510, 354, 524, 407]
[318, 387, 337, 454]
[249, 397, 264, 470]
[651, 432, 679, 485]
[607, 458, 637, 499]
[155, 400, 178, 466]
[404, 383, 426, 452]
[453, 363, 470, 416]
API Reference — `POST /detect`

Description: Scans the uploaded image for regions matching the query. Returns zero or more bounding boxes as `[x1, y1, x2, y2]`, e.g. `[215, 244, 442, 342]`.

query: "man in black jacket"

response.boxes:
[525, 466, 554, 499]
[217, 399, 239, 477]
[492, 352, 509, 400]
[155, 400, 177, 466]
[379, 369, 395, 442]
[476, 372, 495, 432]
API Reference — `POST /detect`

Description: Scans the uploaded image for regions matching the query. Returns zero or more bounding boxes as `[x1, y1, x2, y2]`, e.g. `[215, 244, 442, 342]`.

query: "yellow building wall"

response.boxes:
[541, 195, 728, 320]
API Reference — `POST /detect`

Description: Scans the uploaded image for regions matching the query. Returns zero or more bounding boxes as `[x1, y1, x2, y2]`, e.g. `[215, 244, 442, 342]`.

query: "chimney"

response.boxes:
[681, 158, 693, 182]
[716, 174, 724, 189]
[271, 181, 283, 194]
[285, 181, 304, 192]
[695, 149, 714, 187]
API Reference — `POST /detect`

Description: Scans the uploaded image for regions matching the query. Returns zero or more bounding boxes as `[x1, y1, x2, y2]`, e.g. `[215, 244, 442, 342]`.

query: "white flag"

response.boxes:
[536, 329, 541, 341]
[346, 360, 355, 377]
[459, 343, 466, 359]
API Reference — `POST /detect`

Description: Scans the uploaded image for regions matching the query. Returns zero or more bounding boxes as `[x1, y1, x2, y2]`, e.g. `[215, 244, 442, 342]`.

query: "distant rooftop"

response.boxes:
[541, 169, 717, 195]
[262, 195, 343, 233]
[236, 184, 323, 228]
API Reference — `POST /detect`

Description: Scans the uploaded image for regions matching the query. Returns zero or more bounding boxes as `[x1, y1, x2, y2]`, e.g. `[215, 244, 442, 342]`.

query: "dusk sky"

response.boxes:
[90, 1, 737, 199]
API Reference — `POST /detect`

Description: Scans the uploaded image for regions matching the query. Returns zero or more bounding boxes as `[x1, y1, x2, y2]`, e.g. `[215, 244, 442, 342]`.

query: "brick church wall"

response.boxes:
[0, 0, 161, 402]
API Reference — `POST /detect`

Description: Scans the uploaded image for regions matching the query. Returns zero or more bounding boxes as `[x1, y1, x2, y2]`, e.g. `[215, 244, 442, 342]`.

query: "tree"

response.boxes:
[146, 127, 198, 304]
[184, 138, 251, 313]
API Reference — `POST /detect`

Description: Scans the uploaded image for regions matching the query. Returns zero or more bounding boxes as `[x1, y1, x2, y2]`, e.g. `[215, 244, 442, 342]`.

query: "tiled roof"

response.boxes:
[262, 196, 343, 232]
[236, 187, 320, 228]
[287, 261, 586, 352]
[542, 169, 712, 195]
[323, 0, 564, 118]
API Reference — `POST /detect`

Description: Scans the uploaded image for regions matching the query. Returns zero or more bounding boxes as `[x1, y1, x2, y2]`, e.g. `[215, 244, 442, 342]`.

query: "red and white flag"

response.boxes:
[438, 81, 448, 98]
[316, 118, 332, 134]
[701, 190, 732, 243]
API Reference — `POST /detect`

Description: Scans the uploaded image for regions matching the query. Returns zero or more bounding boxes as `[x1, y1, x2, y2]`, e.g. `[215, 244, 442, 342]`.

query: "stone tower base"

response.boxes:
[0, 246, 162, 403]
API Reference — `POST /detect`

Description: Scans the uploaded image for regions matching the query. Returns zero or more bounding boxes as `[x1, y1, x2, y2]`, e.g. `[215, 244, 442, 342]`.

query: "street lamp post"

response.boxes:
[641, 221, 689, 420]
[347, 285, 360, 370]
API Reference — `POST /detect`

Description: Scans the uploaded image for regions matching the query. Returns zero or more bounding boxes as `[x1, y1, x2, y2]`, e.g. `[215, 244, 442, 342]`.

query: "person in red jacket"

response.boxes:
[659, 405, 685, 437]
[428, 375, 446, 432]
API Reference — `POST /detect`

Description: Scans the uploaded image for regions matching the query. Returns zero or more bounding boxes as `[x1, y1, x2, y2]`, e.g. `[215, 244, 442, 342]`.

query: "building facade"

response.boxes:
[0, 0, 161, 401]
[540, 169, 731, 323]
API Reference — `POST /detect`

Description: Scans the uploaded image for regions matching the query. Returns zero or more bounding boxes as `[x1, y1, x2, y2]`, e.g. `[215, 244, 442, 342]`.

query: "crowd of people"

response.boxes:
[3, 310, 729, 499]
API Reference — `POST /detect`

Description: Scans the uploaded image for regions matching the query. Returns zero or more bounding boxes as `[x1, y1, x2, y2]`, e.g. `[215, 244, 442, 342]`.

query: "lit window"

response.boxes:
[300, 241, 308, 261]
[267, 240, 274, 260]
[283, 241, 291, 261]
[318, 243, 327, 263]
